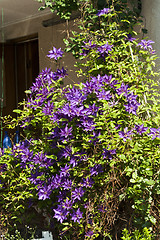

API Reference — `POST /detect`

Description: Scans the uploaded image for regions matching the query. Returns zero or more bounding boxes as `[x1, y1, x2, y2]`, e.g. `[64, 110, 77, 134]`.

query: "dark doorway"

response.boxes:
[15, 37, 39, 104]
[0, 36, 39, 117]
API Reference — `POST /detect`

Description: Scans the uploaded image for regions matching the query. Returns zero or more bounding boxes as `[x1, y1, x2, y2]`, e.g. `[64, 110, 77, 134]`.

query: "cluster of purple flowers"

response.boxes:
[25, 67, 67, 113]
[119, 124, 149, 142]
[12, 59, 147, 222]
[16, 66, 147, 224]
[115, 83, 141, 115]
[81, 40, 113, 60]
[1, 44, 159, 238]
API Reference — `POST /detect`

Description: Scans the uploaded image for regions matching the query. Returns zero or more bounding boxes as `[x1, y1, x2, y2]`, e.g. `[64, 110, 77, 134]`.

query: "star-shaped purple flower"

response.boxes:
[37, 185, 51, 200]
[97, 8, 111, 16]
[124, 102, 139, 115]
[53, 206, 69, 223]
[82, 177, 94, 188]
[80, 40, 97, 56]
[135, 124, 148, 135]
[62, 198, 73, 210]
[138, 40, 155, 54]
[97, 42, 113, 56]
[96, 89, 112, 101]
[148, 128, 160, 139]
[102, 148, 116, 160]
[89, 164, 103, 176]
[47, 47, 64, 60]
[119, 127, 133, 141]
[60, 164, 70, 177]
[116, 82, 129, 96]
[60, 124, 73, 139]
[71, 208, 83, 223]
[72, 187, 85, 201]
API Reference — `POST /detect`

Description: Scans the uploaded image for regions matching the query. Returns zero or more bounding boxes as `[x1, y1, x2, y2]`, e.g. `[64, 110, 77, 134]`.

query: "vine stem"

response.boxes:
[129, 44, 151, 118]
[66, 19, 70, 39]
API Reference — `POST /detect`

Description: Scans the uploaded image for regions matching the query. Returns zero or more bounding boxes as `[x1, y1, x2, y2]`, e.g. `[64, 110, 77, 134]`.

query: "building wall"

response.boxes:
[2, 1, 160, 82]
[1, 1, 159, 119]
[0, 12, 81, 141]
[2, 12, 79, 86]
[141, 0, 160, 66]
[38, 18, 79, 86]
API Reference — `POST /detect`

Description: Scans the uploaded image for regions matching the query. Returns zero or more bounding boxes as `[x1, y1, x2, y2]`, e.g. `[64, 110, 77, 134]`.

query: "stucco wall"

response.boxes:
[38, 18, 79, 86]
[2, 1, 160, 82]
[141, 0, 160, 66]
[2, 12, 79, 85]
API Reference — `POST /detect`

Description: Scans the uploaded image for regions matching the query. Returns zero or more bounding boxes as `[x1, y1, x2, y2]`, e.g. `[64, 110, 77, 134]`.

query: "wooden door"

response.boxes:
[15, 39, 39, 103]
[0, 43, 16, 117]
[0, 38, 39, 146]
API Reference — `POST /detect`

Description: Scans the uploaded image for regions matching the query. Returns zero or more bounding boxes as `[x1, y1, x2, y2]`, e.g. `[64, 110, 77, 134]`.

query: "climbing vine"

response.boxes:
[0, 0, 160, 239]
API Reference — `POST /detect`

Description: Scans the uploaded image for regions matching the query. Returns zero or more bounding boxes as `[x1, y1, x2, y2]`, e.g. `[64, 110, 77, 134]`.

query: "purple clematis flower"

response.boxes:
[103, 148, 116, 160]
[47, 47, 64, 60]
[60, 146, 72, 158]
[89, 164, 103, 176]
[72, 187, 85, 201]
[62, 179, 73, 190]
[102, 74, 112, 84]
[51, 174, 62, 189]
[60, 103, 75, 118]
[65, 87, 86, 105]
[53, 206, 69, 223]
[82, 81, 95, 94]
[54, 67, 67, 79]
[97, 42, 113, 59]
[124, 102, 140, 115]
[135, 124, 148, 135]
[60, 164, 70, 177]
[126, 92, 138, 102]
[97, 8, 111, 16]
[60, 124, 73, 139]
[116, 82, 129, 96]
[80, 40, 96, 56]
[42, 101, 54, 116]
[148, 128, 160, 139]
[82, 177, 94, 188]
[73, 105, 85, 117]
[119, 127, 133, 141]
[33, 152, 52, 168]
[138, 39, 155, 54]
[71, 208, 83, 223]
[37, 184, 52, 200]
[62, 198, 73, 210]
[96, 89, 112, 101]
[126, 34, 136, 42]
[90, 75, 104, 91]
[85, 230, 94, 237]
[83, 103, 99, 116]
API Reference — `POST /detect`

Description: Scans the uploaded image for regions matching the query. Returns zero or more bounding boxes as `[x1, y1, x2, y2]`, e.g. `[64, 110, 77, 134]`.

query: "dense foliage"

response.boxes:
[0, 0, 160, 239]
